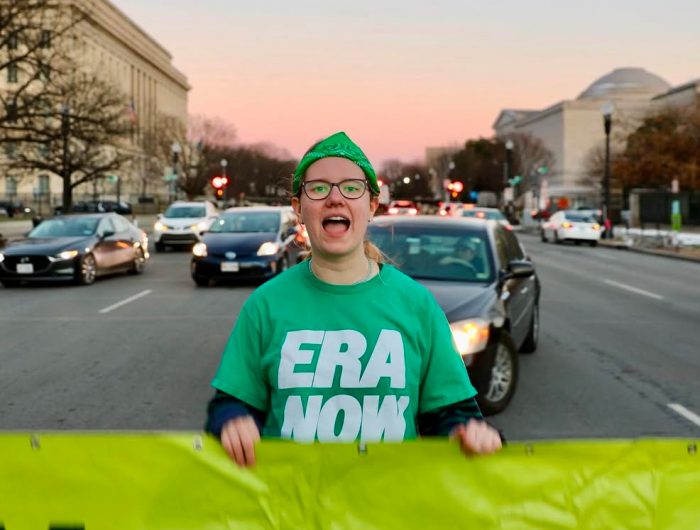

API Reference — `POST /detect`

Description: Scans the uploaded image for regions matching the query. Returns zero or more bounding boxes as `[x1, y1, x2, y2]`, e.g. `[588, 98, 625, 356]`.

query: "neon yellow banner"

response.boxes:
[0, 435, 698, 529]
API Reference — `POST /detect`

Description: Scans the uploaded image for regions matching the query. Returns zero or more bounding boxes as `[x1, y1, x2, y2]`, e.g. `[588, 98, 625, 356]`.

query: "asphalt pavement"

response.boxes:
[1, 234, 699, 439]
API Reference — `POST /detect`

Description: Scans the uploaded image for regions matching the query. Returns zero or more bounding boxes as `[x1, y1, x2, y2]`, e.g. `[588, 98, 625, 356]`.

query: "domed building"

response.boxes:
[493, 67, 696, 212]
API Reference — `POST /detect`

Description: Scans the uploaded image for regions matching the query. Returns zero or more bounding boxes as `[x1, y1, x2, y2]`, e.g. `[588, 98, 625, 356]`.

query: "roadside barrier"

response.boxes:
[1, 434, 698, 529]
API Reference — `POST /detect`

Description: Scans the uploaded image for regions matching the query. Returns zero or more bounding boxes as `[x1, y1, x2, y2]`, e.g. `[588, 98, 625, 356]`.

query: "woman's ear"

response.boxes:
[291, 196, 303, 224]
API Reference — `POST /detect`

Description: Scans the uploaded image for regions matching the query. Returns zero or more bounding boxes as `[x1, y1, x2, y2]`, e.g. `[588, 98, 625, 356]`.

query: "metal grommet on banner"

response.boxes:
[357, 442, 368, 456]
[688, 443, 697, 456]
[30, 434, 41, 450]
[193, 435, 203, 451]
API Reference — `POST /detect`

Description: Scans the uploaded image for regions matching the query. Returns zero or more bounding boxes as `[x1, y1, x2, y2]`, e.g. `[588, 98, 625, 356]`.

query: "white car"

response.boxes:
[461, 207, 512, 229]
[153, 201, 219, 252]
[541, 210, 602, 246]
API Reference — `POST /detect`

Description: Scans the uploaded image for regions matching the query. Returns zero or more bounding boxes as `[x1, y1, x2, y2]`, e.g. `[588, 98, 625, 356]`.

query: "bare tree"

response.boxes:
[502, 133, 555, 190]
[1, 0, 85, 136]
[5, 70, 131, 209]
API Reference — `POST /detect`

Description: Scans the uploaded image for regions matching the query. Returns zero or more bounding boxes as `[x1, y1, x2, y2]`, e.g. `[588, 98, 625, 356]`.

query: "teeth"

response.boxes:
[326, 216, 348, 222]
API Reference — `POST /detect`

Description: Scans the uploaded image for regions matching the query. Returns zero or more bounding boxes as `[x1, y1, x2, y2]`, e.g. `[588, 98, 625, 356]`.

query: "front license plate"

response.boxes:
[221, 262, 239, 272]
[17, 263, 34, 274]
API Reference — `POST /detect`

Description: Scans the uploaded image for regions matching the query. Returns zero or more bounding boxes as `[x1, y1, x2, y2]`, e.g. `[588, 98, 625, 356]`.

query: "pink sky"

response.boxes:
[114, 0, 699, 167]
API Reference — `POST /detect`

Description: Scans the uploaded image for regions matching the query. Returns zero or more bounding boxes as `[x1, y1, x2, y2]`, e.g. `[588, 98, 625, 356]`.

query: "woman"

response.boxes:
[206, 132, 502, 466]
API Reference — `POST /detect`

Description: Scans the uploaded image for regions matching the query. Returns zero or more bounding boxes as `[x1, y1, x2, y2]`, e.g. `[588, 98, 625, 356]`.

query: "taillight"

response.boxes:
[388, 207, 398, 215]
[408, 208, 418, 215]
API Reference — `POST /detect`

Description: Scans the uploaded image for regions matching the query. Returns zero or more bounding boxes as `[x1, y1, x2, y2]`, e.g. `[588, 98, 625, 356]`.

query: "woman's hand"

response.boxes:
[451, 420, 502, 455]
[220, 416, 261, 467]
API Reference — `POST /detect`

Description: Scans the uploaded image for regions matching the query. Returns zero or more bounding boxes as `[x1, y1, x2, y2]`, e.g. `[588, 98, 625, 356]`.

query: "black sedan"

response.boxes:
[191, 206, 307, 286]
[0, 214, 149, 287]
[368, 216, 540, 415]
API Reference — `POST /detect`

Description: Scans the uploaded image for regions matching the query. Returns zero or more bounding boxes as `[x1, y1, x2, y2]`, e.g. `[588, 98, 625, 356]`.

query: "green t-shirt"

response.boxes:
[211, 262, 476, 443]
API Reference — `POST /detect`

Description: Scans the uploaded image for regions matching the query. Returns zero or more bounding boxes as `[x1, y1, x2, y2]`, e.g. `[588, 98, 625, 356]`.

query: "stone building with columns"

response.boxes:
[492, 68, 677, 211]
[0, 0, 189, 210]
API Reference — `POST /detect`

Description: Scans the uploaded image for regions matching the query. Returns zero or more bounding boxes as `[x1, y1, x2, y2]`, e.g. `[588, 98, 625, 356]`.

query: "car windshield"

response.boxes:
[209, 211, 280, 233]
[29, 217, 99, 238]
[369, 225, 494, 282]
[462, 209, 506, 221]
[565, 212, 597, 222]
[163, 206, 206, 218]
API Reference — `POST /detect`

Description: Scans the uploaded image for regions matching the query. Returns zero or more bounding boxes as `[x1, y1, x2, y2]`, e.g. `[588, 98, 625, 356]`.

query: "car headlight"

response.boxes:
[257, 241, 280, 256]
[191, 221, 208, 231]
[192, 242, 208, 257]
[154, 221, 167, 232]
[56, 250, 79, 260]
[0, 253, 4, 263]
[450, 318, 490, 356]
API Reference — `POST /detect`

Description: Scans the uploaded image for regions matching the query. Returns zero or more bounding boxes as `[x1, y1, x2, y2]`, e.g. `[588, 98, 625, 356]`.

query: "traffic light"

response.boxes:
[447, 180, 464, 198]
[211, 175, 229, 190]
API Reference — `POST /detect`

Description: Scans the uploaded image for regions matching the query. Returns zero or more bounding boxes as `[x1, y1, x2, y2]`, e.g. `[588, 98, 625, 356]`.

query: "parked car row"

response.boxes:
[54, 200, 133, 216]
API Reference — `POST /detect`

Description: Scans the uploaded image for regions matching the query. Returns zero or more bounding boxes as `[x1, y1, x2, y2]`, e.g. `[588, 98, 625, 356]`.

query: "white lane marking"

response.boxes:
[99, 289, 152, 314]
[603, 279, 664, 300]
[668, 403, 700, 428]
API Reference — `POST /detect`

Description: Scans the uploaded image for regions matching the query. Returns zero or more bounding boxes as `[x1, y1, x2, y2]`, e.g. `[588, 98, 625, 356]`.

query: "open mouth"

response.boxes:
[322, 215, 351, 233]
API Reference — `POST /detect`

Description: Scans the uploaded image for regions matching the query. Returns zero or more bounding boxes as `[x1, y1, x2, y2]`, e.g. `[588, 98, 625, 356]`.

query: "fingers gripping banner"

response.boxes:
[0, 435, 698, 529]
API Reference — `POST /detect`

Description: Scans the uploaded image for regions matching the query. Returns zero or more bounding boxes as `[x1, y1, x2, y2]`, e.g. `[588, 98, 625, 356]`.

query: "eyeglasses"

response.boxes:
[301, 179, 368, 200]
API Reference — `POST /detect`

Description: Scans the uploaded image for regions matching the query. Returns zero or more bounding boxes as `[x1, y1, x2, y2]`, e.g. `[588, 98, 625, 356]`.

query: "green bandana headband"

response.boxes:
[293, 132, 379, 195]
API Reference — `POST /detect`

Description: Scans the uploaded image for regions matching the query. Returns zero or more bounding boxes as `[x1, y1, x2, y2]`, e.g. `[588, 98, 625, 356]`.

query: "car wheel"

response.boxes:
[540, 230, 548, 242]
[554, 231, 562, 244]
[1, 280, 20, 288]
[77, 253, 97, 285]
[155, 242, 165, 253]
[520, 301, 539, 354]
[193, 276, 209, 287]
[129, 246, 146, 275]
[589, 240, 598, 247]
[477, 332, 518, 416]
[277, 254, 289, 275]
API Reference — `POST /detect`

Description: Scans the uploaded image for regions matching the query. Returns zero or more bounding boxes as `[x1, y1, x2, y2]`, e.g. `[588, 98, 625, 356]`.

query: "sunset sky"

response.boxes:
[115, 0, 699, 166]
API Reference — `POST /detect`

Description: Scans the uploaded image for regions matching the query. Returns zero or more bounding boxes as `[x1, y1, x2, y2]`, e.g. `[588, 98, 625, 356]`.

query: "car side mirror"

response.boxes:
[508, 260, 535, 278]
[100, 230, 115, 239]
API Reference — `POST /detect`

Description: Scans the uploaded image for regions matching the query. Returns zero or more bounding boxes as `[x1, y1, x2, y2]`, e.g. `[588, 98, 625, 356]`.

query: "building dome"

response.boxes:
[577, 68, 671, 101]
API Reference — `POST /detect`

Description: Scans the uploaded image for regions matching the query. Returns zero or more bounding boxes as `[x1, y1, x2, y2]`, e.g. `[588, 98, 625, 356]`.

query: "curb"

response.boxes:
[597, 240, 700, 264]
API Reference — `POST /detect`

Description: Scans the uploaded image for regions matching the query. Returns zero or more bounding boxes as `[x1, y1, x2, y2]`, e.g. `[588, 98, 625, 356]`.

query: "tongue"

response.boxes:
[324, 221, 349, 235]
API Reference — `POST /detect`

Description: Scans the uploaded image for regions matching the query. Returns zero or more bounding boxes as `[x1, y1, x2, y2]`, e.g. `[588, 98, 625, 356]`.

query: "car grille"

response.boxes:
[161, 234, 198, 242]
[3, 255, 51, 272]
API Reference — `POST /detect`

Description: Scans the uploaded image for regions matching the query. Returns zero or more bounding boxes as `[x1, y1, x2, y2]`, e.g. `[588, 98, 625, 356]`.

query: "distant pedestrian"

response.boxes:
[206, 132, 502, 466]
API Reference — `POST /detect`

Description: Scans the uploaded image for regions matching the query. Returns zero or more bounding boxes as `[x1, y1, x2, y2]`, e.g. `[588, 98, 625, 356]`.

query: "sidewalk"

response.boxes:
[519, 222, 700, 264]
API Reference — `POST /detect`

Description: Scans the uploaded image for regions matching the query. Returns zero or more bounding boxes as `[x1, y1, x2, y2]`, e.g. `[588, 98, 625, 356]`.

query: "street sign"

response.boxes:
[106, 175, 119, 183]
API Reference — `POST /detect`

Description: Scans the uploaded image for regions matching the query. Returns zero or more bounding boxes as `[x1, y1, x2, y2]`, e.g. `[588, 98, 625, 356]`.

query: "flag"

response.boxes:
[125, 98, 137, 125]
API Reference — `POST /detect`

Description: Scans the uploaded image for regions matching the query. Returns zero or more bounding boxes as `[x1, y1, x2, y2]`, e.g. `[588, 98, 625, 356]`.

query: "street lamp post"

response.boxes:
[601, 102, 614, 239]
[60, 104, 71, 211]
[220, 158, 228, 203]
[170, 142, 181, 204]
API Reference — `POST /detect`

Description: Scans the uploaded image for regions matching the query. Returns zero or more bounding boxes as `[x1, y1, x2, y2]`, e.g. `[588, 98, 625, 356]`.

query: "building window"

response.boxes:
[8, 31, 19, 50]
[39, 30, 51, 48]
[7, 63, 18, 83]
[39, 63, 50, 81]
[4, 142, 17, 159]
[5, 100, 18, 122]
[38, 174, 50, 194]
[38, 142, 50, 158]
[6, 177, 18, 197]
